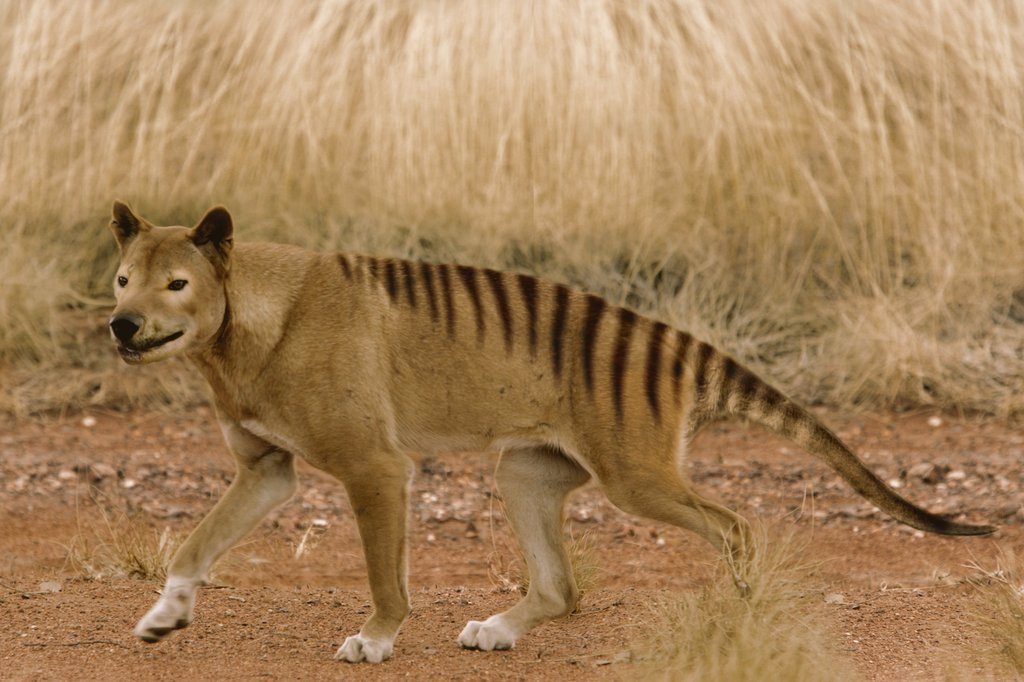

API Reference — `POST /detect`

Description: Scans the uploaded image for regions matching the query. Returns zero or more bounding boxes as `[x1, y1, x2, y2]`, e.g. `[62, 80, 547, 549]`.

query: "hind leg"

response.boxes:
[459, 446, 591, 651]
[603, 467, 753, 591]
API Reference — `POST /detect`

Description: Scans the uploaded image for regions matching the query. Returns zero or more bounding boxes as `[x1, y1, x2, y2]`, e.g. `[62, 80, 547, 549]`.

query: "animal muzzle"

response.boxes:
[110, 313, 144, 344]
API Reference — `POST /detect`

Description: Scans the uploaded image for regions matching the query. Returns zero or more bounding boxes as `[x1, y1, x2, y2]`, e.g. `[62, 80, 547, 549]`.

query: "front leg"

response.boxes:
[134, 422, 297, 643]
[329, 453, 413, 663]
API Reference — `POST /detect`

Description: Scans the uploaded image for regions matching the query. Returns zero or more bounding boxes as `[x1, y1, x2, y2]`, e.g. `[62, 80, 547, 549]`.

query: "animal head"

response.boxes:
[107, 201, 233, 364]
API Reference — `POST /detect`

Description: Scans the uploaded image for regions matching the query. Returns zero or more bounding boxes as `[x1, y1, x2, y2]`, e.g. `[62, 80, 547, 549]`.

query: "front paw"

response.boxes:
[134, 579, 197, 643]
[134, 599, 193, 643]
[458, 616, 518, 651]
[334, 633, 394, 663]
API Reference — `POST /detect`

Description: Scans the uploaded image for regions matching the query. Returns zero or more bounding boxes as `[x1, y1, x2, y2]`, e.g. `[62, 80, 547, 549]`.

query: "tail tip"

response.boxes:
[942, 520, 997, 536]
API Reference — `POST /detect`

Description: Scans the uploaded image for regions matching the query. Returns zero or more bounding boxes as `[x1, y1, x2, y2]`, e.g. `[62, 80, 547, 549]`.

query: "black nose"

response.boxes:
[110, 314, 143, 343]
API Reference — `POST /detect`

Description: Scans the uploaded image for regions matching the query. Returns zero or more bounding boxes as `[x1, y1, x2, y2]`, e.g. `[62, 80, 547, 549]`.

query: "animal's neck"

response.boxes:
[189, 242, 316, 414]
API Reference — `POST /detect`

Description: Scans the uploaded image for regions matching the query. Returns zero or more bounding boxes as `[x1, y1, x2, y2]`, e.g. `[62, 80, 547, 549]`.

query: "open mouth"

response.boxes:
[117, 330, 185, 357]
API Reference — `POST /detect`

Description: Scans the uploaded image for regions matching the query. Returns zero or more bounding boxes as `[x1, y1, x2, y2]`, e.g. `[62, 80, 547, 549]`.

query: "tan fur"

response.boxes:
[107, 203, 994, 663]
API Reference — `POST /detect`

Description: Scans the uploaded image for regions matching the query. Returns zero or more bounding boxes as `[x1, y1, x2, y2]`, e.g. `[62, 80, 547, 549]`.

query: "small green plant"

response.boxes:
[638, 524, 854, 682]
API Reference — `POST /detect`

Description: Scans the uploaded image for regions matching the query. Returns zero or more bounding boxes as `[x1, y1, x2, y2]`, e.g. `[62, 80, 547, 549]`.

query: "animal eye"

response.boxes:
[168, 279, 188, 291]
[117, 275, 128, 287]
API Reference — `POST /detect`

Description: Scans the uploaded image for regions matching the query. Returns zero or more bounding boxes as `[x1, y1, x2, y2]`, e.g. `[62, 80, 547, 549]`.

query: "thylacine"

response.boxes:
[106, 202, 994, 663]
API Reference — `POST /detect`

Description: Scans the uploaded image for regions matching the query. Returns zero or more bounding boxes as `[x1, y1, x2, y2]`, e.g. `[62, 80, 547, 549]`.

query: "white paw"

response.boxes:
[134, 580, 197, 643]
[458, 616, 518, 651]
[334, 633, 394, 663]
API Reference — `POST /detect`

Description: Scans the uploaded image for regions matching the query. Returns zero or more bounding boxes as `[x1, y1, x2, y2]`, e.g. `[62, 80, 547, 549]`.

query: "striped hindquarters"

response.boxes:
[335, 252, 766, 425]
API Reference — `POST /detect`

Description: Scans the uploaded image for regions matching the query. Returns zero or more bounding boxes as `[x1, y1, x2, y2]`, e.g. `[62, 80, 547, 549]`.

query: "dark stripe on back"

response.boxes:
[694, 342, 715, 398]
[400, 260, 418, 308]
[419, 261, 439, 321]
[645, 322, 668, 419]
[457, 265, 485, 340]
[550, 285, 571, 378]
[517, 274, 539, 356]
[759, 383, 800, 435]
[484, 269, 513, 351]
[760, 384, 784, 411]
[672, 332, 693, 404]
[438, 264, 455, 338]
[611, 308, 637, 419]
[581, 295, 606, 393]
[384, 260, 399, 301]
[730, 363, 760, 414]
[366, 256, 382, 283]
[781, 401, 803, 438]
[738, 368, 759, 403]
[337, 254, 353, 280]
[718, 356, 740, 412]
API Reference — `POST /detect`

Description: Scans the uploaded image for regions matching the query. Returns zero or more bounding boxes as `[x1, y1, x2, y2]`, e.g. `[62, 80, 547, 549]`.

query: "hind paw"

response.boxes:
[334, 633, 394, 663]
[458, 616, 518, 651]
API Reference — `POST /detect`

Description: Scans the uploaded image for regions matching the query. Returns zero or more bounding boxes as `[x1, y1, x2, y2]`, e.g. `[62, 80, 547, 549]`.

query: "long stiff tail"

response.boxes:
[698, 354, 996, 536]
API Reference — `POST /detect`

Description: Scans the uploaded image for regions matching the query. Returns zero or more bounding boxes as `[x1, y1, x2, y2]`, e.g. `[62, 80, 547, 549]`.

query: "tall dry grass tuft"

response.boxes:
[2, 0, 1023, 414]
[638, 526, 855, 682]
[966, 550, 1024, 676]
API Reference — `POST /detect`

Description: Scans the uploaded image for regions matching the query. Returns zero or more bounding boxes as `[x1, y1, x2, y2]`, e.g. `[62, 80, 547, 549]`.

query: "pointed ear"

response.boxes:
[190, 206, 233, 272]
[110, 200, 146, 249]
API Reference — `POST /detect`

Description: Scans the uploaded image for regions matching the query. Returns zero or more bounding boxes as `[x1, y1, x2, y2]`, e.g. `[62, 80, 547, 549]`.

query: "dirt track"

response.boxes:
[1, 408, 1020, 680]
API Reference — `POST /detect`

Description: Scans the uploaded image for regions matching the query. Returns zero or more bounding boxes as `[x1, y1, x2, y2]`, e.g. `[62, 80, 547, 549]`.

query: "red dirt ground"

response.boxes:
[1, 408, 1021, 680]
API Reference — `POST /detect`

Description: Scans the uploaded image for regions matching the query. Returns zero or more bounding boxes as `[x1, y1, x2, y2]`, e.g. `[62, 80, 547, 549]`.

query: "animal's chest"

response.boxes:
[238, 418, 312, 462]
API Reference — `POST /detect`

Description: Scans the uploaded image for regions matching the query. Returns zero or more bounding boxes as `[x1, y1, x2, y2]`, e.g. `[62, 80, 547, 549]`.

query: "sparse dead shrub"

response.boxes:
[64, 508, 183, 582]
[638, 525, 855, 682]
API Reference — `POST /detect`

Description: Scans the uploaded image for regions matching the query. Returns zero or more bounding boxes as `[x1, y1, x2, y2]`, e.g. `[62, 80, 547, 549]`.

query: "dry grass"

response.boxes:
[638, 526, 855, 682]
[487, 479, 601, 606]
[488, 525, 600, 610]
[292, 522, 330, 561]
[966, 549, 1024, 677]
[64, 507, 183, 582]
[2, 0, 1023, 415]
